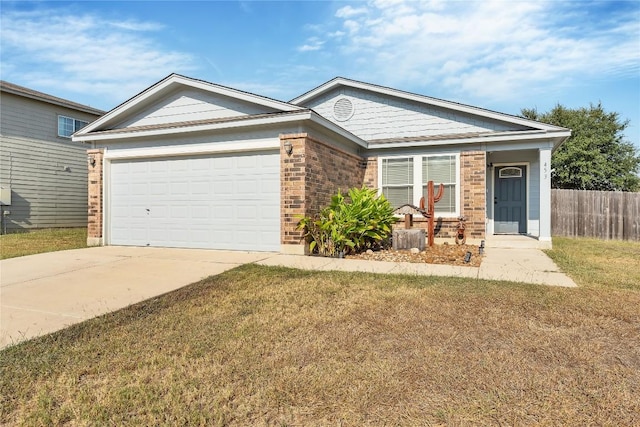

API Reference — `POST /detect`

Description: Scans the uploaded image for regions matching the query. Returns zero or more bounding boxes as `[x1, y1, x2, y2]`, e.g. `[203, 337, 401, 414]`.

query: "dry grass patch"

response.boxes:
[2, 264, 639, 426]
[0, 228, 87, 260]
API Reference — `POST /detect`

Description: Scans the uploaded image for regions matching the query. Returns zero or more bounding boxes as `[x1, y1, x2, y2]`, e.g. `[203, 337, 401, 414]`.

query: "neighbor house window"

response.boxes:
[58, 115, 88, 138]
[380, 154, 459, 216]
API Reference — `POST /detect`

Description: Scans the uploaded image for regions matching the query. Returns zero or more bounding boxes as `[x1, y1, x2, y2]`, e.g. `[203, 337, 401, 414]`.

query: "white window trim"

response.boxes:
[378, 153, 460, 218]
[58, 115, 88, 138]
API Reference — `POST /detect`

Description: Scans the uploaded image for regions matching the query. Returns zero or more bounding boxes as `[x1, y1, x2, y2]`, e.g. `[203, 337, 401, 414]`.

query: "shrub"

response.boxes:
[297, 186, 397, 257]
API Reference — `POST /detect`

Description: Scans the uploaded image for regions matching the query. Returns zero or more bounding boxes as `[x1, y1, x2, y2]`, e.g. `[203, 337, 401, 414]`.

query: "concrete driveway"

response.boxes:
[1, 246, 272, 349]
[1, 242, 575, 349]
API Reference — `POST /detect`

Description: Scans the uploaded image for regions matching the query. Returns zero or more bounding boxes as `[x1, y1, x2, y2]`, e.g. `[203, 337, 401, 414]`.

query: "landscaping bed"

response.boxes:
[348, 243, 482, 267]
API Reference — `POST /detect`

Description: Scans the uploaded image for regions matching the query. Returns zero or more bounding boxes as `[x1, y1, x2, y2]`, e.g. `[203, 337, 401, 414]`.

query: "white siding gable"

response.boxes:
[305, 87, 530, 142]
[115, 88, 281, 129]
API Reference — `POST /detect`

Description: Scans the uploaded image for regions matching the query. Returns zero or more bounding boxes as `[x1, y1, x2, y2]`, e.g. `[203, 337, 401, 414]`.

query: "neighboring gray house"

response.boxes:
[0, 81, 105, 232]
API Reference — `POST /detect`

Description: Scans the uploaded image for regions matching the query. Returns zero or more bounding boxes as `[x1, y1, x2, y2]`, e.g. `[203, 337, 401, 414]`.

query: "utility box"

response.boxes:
[0, 186, 11, 205]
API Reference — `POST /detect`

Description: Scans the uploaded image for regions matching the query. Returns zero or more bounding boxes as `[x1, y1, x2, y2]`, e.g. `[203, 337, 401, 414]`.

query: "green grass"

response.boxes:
[2, 237, 640, 425]
[0, 228, 87, 260]
[546, 236, 640, 290]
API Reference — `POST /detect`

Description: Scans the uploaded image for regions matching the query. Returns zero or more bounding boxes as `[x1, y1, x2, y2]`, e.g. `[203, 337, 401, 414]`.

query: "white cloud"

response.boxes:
[298, 37, 325, 52]
[343, 19, 360, 35]
[107, 19, 164, 31]
[0, 9, 194, 108]
[335, 5, 368, 19]
[319, 0, 639, 104]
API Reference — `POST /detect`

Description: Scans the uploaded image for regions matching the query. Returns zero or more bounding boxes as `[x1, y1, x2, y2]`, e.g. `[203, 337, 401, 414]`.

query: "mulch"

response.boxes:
[347, 243, 483, 267]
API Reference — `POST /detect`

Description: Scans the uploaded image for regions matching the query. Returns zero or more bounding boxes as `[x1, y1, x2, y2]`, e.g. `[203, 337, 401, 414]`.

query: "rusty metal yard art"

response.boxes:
[420, 180, 444, 248]
[392, 181, 445, 248]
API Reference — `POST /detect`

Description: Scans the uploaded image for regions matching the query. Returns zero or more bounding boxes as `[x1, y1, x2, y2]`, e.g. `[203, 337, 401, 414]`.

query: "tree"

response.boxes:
[521, 103, 640, 191]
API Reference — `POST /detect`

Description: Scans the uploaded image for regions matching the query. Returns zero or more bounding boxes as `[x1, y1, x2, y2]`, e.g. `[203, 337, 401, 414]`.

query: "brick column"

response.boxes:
[279, 133, 368, 254]
[87, 148, 104, 246]
[460, 151, 486, 239]
[363, 157, 377, 188]
[280, 134, 308, 253]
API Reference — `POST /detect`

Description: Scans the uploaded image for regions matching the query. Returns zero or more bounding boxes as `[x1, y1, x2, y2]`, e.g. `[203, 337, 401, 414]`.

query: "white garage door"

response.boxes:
[109, 151, 280, 251]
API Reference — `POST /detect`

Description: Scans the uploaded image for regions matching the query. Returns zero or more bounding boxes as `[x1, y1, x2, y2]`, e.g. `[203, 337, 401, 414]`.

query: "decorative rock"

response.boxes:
[410, 247, 420, 254]
[366, 249, 374, 254]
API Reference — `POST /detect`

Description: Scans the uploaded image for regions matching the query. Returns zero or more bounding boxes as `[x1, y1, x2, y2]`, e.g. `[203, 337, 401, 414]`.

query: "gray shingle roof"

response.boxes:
[0, 80, 105, 116]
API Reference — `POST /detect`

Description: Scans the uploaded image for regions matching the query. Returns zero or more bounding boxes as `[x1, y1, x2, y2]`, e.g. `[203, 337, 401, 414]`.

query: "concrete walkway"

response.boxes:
[257, 247, 577, 287]
[1, 243, 575, 349]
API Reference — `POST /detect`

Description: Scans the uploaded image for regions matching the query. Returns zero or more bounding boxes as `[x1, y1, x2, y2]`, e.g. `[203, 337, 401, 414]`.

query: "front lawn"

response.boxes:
[546, 236, 640, 291]
[0, 228, 87, 260]
[2, 237, 639, 425]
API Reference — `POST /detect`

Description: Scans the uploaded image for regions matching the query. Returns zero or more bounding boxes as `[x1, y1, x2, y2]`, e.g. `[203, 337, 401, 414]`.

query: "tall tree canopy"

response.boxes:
[521, 103, 640, 192]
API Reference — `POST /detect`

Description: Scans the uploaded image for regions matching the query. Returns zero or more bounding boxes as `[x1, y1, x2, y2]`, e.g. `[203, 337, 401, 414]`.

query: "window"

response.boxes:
[381, 154, 459, 216]
[381, 157, 413, 207]
[423, 155, 457, 214]
[499, 167, 522, 178]
[58, 115, 88, 138]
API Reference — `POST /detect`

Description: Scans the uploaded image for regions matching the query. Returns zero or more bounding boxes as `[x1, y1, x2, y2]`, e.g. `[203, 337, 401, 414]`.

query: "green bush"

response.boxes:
[297, 186, 397, 257]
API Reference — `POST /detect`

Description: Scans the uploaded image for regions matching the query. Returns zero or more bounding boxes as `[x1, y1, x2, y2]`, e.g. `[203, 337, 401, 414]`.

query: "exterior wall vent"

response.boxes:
[333, 97, 354, 122]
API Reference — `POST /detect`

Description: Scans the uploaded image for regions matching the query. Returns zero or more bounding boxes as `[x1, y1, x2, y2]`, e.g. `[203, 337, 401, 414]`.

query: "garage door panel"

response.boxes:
[237, 179, 259, 195]
[261, 177, 279, 194]
[213, 181, 233, 195]
[128, 183, 148, 197]
[109, 151, 280, 251]
[191, 205, 210, 219]
[112, 225, 148, 246]
[170, 205, 189, 219]
[236, 206, 258, 221]
[191, 181, 210, 195]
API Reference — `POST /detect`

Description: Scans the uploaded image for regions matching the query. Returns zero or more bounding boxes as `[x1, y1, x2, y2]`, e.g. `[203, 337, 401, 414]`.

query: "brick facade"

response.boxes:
[363, 157, 377, 188]
[87, 140, 485, 251]
[460, 150, 486, 239]
[391, 151, 486, 240]
[86, 148, 104, 246]
[280, 133, 367, 250]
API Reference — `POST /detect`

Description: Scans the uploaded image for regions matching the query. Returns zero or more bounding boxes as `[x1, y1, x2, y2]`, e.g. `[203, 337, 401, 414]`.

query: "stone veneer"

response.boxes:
[86, 148, 104, 246]
[280, 133, 367, 252]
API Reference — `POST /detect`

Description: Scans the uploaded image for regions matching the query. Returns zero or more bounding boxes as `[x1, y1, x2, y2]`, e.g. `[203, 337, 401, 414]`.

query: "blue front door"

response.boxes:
[494, 166, 527, 234]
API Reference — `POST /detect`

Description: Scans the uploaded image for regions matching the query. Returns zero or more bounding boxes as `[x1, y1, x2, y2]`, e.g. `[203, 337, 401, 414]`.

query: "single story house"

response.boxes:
[0, 81, 105, 232]
[73, 74, 570, 252]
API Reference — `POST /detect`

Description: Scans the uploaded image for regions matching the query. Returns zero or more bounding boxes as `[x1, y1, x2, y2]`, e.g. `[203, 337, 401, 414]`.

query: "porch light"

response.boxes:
[283, 141, 293, 155]
[87, 155, 96, 168]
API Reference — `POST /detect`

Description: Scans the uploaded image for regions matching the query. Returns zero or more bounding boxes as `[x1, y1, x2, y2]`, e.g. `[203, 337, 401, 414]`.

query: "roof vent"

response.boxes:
[333, 97, 354, 121]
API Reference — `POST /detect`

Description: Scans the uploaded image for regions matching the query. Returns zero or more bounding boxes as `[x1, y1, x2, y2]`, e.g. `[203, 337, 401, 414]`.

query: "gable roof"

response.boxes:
[75, 73, 303, 136]
[72, 74, 569, 151]
[0, 80, 105, 116]
[291, 77, 568, 134]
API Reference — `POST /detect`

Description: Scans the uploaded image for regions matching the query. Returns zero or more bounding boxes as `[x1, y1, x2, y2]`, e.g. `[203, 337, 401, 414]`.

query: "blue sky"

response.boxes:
[1, 0, 639, 146]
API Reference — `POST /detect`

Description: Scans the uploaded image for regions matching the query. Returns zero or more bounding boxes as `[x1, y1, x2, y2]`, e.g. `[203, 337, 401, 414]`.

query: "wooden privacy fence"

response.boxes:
[551, 189, 640, 241]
